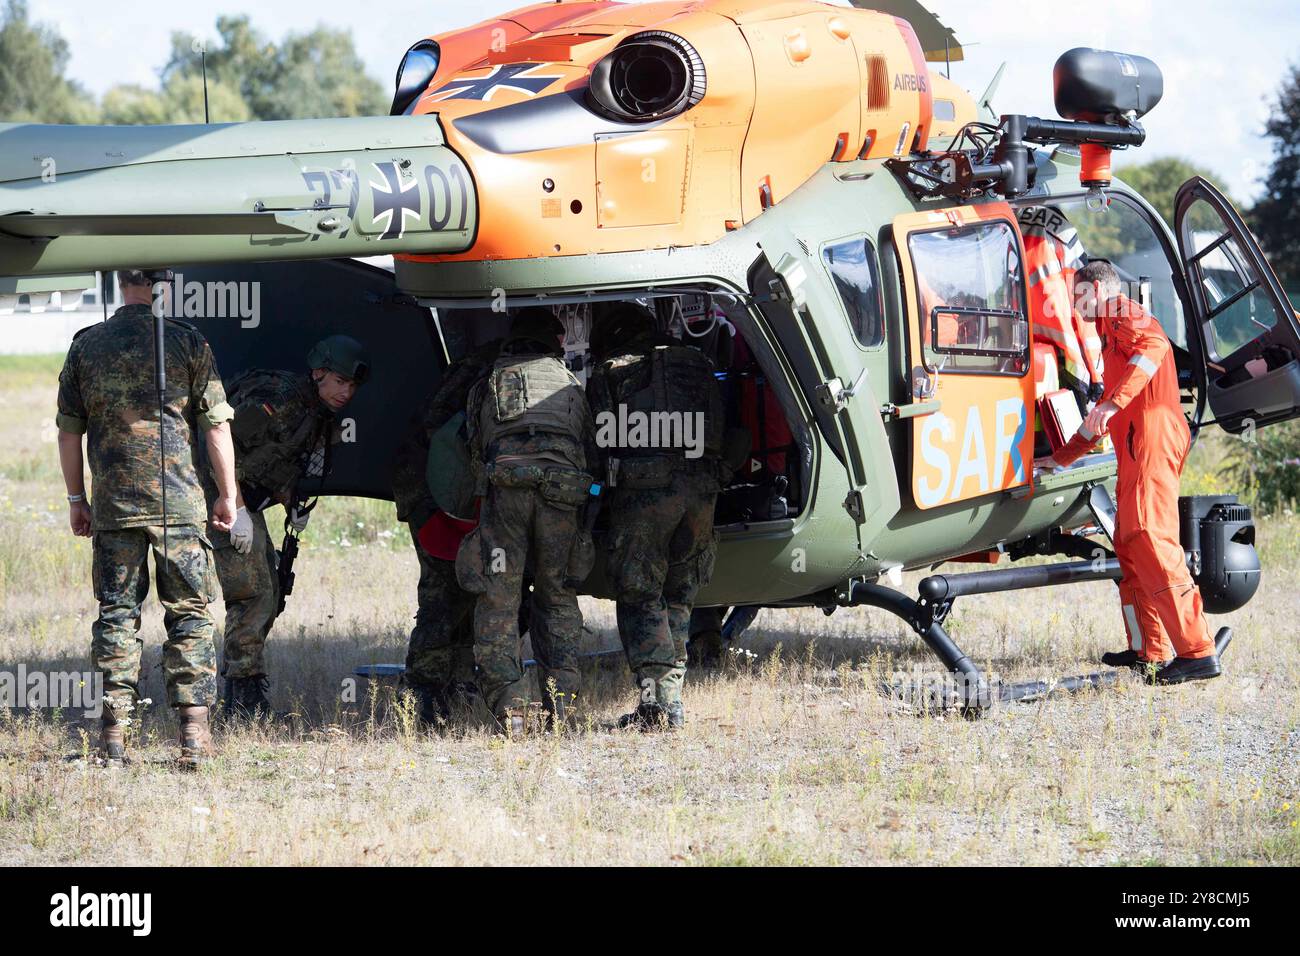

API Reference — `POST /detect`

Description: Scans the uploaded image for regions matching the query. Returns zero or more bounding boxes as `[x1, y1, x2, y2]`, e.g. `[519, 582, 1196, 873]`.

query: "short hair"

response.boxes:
[118, 268, 172, 288]
[1076, 259, 1121, 293]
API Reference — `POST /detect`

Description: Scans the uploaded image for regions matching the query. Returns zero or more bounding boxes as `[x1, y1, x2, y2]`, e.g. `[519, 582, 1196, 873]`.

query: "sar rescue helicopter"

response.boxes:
[1, 0, 1293, 710]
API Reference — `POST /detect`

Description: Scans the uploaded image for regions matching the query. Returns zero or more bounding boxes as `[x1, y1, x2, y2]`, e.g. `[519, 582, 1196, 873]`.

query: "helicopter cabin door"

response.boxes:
[757, 230, 900, 549]
[1173, 176, 1300, 434]
[892, 203, 1036, 510]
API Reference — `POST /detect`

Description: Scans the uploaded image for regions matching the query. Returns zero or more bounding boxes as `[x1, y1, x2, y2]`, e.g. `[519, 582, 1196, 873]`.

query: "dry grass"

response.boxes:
[0, 355, 1297, 866]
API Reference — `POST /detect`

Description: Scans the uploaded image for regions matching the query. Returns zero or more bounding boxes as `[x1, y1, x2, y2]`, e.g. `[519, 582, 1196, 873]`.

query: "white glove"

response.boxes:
[230, 506, 255, 555]
[288, 504, 311, 533]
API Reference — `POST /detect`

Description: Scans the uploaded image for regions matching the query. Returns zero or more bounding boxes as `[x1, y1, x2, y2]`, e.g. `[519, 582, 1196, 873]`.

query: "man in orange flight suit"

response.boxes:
[1035, 260, 1225, 685]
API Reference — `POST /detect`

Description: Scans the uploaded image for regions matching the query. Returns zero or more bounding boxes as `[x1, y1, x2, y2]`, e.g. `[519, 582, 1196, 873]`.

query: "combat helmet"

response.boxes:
[307, 335, 371, 385]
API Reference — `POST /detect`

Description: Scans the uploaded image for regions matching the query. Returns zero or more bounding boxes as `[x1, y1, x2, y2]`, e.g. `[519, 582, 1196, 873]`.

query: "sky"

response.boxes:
[32, 0, 1298, 203]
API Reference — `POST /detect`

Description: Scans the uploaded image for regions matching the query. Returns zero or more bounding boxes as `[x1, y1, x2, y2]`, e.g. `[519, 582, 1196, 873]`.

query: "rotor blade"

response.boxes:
[849, 0, 964, 62]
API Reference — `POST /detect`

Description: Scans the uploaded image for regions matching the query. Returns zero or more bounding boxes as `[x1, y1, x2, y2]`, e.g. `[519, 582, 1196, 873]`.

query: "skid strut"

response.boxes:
[846, 552, 1132, 714]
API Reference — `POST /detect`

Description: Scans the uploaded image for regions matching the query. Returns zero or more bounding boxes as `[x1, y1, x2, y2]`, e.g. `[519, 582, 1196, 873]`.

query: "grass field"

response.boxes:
[0, 354, 1296, 866]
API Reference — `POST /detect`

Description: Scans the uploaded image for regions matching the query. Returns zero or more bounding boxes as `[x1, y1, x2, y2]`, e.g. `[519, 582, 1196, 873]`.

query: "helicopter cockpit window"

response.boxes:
[908, 220, 1029, 375]
[822, 238, 885, 348]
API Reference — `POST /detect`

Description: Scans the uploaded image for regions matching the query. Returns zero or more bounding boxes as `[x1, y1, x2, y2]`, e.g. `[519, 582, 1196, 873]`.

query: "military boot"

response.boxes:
[687, 629, 725, 670]
[411, 683, 451, 727]
[541, 691, 579, 734]
[223, 675, 273, 720]
[99, 716, 126, 766]
[177, 706, 213, 769]
[495, 709, 527, 739]
[617, 702, 665, 731]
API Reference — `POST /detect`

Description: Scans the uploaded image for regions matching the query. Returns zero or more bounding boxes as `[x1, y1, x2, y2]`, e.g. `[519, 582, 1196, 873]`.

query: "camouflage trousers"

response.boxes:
[456, 481, 586, 718]
[608, 470, 719, 707]
[209, 508, 279, 679]
[90, 524, 219, 712]
[405, 523, 476, 689]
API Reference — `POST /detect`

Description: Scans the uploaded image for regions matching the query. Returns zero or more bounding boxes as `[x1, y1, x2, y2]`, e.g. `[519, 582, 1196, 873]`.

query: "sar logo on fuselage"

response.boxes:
[369, 161, 422, 241]
[426, 63, 564, 103]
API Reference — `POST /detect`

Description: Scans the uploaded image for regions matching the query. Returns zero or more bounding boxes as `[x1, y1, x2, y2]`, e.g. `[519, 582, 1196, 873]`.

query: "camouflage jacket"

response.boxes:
[56, 304, 234, 531]
[221, 368, 340, 509]
[391, 339, 502, 526]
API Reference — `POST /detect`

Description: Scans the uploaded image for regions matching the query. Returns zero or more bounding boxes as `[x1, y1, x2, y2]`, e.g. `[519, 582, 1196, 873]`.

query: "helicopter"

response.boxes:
[1, 0, 1295, 711]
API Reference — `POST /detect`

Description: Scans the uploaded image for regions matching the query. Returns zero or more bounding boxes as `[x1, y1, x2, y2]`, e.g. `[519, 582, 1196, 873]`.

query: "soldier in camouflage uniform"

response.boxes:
[458, 309, 599, 735]
[391, 338, 501, 725]
[587, 303, 727, 730]
[202, 334, 370, 717]
[56, 268, 239, 767]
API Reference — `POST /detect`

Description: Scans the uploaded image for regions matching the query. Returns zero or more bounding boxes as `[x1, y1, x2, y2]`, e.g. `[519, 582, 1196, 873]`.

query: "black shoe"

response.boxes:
[1101, 648, 1139, 668]
[1151, 654, 1222, 686]
[223, 675, 273, 720]
[1101, 648, 1165, 674]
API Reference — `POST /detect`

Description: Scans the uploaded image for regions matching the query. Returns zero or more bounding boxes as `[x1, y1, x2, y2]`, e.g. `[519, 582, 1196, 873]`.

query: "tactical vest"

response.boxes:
[620, 346, 725, 460]
[478, 355, 588, 448]
[227, 368, 333, 506]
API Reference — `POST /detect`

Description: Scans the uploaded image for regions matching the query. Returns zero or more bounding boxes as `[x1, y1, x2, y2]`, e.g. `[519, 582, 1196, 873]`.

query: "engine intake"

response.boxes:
[587, 31, 707, 122]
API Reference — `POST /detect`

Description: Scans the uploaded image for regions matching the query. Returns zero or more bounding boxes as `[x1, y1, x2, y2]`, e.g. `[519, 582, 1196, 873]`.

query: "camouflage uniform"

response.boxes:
[56, 303, 233, 713]
[587, 333, 725, 714]
[391, 341, 501, 695]
[202, 369, 339, 680]
[458, 340, 598, 721]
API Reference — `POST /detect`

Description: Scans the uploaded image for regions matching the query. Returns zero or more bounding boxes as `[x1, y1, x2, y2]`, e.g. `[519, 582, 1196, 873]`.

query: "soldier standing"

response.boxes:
[204, 335, 370, 717]
[587, 303, 727, 730]
[458, 308, 599, 736]
[391, 337, 501, 725]
[56, 268, 239, 767]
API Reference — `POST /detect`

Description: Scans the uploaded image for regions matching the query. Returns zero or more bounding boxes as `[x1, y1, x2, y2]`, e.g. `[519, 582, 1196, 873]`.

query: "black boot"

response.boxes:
[617, 702, 682, 731]
[1150, 654, 1222, 685]
[411, 684, 451, 726]
[223, 675, 273, 720]
[687, 629, 724, 669]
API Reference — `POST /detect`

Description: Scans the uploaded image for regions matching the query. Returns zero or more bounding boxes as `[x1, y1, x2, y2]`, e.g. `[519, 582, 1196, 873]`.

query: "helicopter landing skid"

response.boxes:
[845, 553, 1133, 716]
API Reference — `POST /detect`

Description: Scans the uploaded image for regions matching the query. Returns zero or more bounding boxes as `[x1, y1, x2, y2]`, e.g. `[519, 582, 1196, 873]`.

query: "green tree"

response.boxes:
[1116, 156, 1228, 225]
[101, 77, 251, 125]
[0, 0, 98, 123]
[1251, 64, 1300, 285]
[161, 15, 387, 121]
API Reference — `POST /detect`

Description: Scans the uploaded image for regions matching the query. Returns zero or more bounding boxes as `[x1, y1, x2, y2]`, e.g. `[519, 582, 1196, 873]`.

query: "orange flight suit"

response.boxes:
[1019, 206, 1103, 394]
[1053, 296, 1214, 662]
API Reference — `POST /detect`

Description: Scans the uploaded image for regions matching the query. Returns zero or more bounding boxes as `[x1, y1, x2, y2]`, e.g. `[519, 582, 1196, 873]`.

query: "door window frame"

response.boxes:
[906, 216, 1032, 380]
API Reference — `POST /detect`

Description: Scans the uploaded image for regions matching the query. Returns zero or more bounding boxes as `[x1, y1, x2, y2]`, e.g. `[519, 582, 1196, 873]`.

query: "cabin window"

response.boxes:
[823, 237, 885, 348]
[909, 220, 1029, 375]
[933, 99, 957, 122]
[1180, 197, 1280, 359]
[1061, 194, 1189, 348]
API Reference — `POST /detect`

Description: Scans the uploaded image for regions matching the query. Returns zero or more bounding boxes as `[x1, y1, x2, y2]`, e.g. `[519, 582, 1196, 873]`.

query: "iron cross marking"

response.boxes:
[427, 63, 563, 102]
[369, 161, 422, 241]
